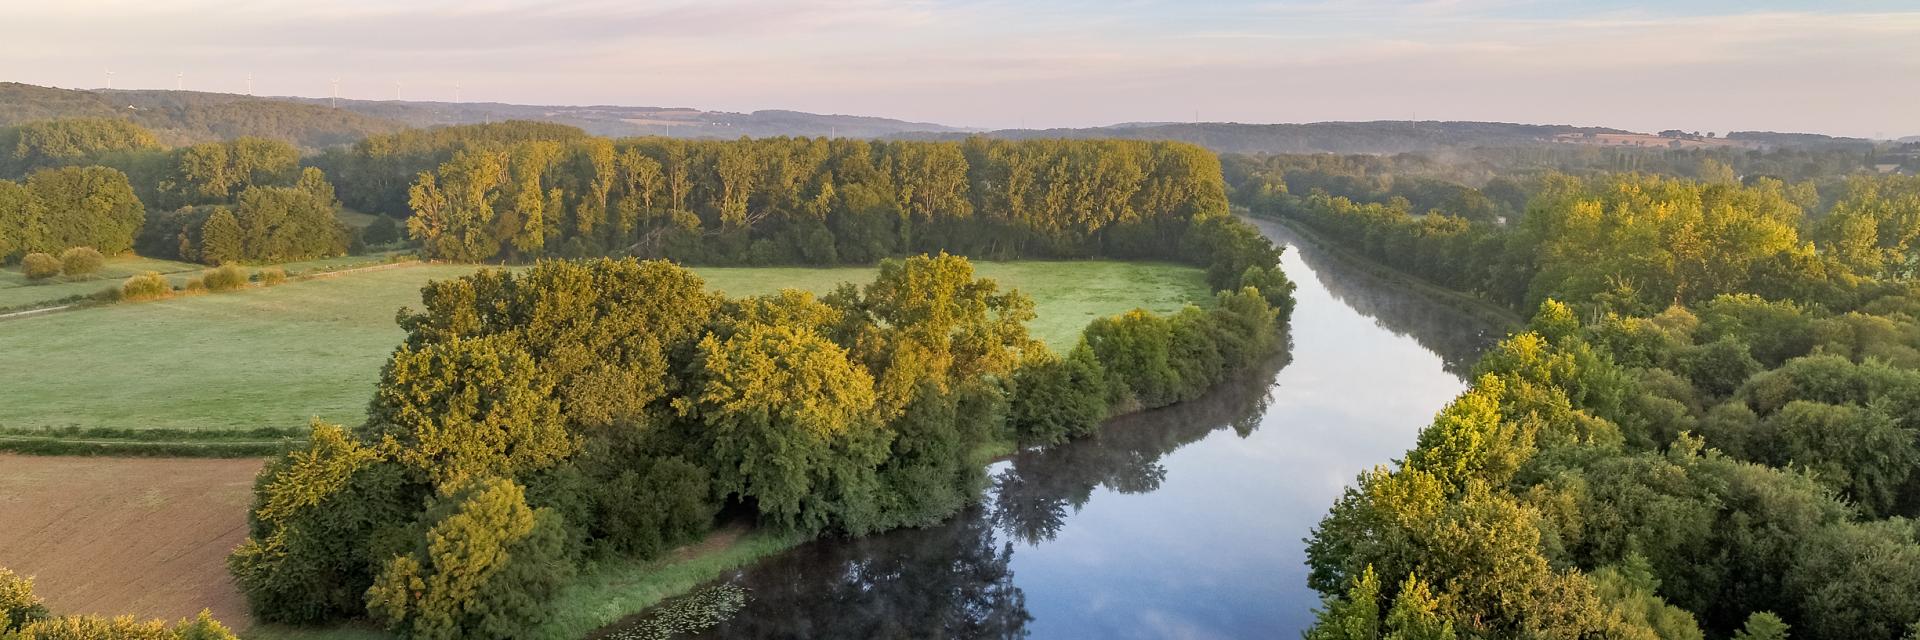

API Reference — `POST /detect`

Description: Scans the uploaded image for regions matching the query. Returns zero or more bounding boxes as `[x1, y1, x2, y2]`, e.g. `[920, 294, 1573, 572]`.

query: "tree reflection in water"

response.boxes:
[653, 351, 1288, 640]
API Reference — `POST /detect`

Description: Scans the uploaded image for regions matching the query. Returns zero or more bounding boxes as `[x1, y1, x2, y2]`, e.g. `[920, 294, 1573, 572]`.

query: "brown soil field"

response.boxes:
[0, 454, 264, 629]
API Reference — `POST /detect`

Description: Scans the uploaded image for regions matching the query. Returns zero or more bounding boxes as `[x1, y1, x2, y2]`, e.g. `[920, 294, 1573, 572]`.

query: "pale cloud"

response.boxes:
[2, 1, 1916, 137]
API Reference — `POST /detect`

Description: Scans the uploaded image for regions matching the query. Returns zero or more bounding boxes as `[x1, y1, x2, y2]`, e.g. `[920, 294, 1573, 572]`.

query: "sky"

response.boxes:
[4, 0, 1917, 138]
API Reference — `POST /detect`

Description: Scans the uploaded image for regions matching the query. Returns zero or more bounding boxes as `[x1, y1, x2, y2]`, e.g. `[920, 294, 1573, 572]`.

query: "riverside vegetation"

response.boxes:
[1226, 150, 1920, 639]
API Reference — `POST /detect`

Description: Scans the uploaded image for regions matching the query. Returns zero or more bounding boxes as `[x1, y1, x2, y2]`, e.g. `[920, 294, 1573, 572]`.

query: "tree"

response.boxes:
[365, 335, 572, 487]
[1733, 612, 1790, 640]
[679, 323, 886, 533]
[1009, 342, 1111, 446]
[365, 477, 572, 640]
[23, 165, 144, 255]
[198, 208, 242, 265]
[229, 422, 421, 625]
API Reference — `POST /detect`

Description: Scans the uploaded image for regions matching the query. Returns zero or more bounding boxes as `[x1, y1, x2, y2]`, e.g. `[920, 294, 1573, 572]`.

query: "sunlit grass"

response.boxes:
[0, 259, 1206, 434]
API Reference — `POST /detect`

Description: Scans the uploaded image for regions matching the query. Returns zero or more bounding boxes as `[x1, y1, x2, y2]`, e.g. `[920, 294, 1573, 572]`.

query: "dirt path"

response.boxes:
[0, 454, 264, 629]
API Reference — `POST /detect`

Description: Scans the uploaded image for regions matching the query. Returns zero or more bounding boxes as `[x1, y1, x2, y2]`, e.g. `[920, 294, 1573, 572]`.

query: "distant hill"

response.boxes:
[1726, 130, 1876, 151]
[276, 97, 968, 139]
[895, 121, 1635, 154]
[0, 83, 409, 147]
[0, 83, 965, 147]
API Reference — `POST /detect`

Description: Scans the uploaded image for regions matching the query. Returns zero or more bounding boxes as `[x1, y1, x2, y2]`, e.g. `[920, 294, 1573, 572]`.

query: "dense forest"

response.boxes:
[1229, 153, 1920, 639]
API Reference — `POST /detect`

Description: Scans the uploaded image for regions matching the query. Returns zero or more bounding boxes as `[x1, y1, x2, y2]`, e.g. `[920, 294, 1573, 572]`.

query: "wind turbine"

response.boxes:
[176, 72, 183, 91]
[453, 83, 461, 102]
[393, 81, 401, 101]
[104, 69, 114, 90]
[330, 78, 340, 108]
[245, 73, 254, 95]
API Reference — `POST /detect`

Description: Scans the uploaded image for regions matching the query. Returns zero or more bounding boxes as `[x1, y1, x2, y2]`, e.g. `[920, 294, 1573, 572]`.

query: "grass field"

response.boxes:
[0, 260, 1206, 438]
[0, 255, 203, 310]
[0, 252, 414, 313]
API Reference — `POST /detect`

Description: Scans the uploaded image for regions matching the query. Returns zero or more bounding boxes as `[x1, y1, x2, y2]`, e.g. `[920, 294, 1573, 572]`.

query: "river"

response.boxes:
[607, 218, 1504, 639]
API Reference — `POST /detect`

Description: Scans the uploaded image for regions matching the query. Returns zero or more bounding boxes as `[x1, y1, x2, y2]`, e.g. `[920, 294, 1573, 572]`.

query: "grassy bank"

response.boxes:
[0, 259, 1207, 450]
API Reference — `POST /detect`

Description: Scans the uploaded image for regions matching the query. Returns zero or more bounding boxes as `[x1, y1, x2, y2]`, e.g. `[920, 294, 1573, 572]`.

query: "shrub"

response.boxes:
[58, 247, 104, 277]
[20, 253, 59, 280]
[182, 278, 208, 294]
[118, 272, 172, 301]
[256, 267, 287, 286]
[2, 567, 50, 633]
[202, 264, 250, 292]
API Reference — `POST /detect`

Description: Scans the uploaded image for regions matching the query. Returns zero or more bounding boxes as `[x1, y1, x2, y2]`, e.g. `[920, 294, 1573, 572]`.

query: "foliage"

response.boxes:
[19, 252, 58, 280]
[57, 247, 102, 276]
[365, 477, 573, 640]
[3, 166, 145, 256]
[1306, 293, 1920, 640]
[201, 264, 249, 291]
[0, 565, 235, 639]
[117, 271, 172, 301]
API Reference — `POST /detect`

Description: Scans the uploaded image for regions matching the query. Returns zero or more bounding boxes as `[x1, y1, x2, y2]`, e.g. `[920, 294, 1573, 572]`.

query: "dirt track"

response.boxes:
[0, 454, 263, 629]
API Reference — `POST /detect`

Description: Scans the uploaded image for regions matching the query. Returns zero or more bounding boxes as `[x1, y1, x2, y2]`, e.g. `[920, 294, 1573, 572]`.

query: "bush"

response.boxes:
[58, 247, 104, 277]
[1010, 343, 1112, 446]
[256, 267, 287, 286]
[202, 264, 250, 292]
[118, 272, 172, 301]
[20, 253, 59, 280]
[2, 567, 50, 632]
[182, 278, 208, 294]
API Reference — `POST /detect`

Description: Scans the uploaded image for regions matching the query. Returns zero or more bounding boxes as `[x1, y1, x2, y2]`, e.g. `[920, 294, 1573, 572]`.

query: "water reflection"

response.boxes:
[679, 355, 1288, 640]
[1249, 218, 1504, 377]
[611, 217, 1504, 639]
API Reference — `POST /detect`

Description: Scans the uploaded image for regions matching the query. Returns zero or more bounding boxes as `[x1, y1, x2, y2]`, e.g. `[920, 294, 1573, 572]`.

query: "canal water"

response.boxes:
[614, 218, 1504, 639]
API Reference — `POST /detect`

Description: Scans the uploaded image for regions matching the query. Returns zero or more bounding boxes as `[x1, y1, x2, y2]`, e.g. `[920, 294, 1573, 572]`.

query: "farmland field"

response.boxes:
[0, 453, 264, 628]
[0, 260, 1207, 437]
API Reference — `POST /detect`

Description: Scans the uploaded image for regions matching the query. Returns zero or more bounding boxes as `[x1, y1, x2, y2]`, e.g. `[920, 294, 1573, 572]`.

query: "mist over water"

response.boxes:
[614, 218, 1502, 639]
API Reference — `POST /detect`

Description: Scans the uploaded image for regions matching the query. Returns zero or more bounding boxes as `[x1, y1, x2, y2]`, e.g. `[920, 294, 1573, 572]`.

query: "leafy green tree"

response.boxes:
[229, 422, 422, 624]
[679, 323, 886, 533]
[197, 208, 242, 265]
[366, 335, 572, 487]
[365, 476, 572, 640]
[1010, 342, 1111, 446]
[1733, 612, 1790, 640]
[23, 165, 144, 255]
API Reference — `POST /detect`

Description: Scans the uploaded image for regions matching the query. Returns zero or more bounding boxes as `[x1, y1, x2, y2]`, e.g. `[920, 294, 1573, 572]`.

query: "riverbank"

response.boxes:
[1249, 213, 1524, 331]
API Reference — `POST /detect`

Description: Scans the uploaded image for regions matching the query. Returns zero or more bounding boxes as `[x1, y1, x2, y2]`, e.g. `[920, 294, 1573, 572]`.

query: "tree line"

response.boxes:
[348, 133, 1236, 265]
[1252, 168, 1920, 318]
[229, 246, 1293, 639]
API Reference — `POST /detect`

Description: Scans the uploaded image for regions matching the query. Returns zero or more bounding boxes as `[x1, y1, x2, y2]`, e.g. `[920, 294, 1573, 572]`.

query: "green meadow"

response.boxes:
[0, 260, 1207, 436]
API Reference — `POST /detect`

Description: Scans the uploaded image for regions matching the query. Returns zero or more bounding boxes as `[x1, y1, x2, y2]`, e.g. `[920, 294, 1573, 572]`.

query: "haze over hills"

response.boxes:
[0, 82, 1904, 155]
